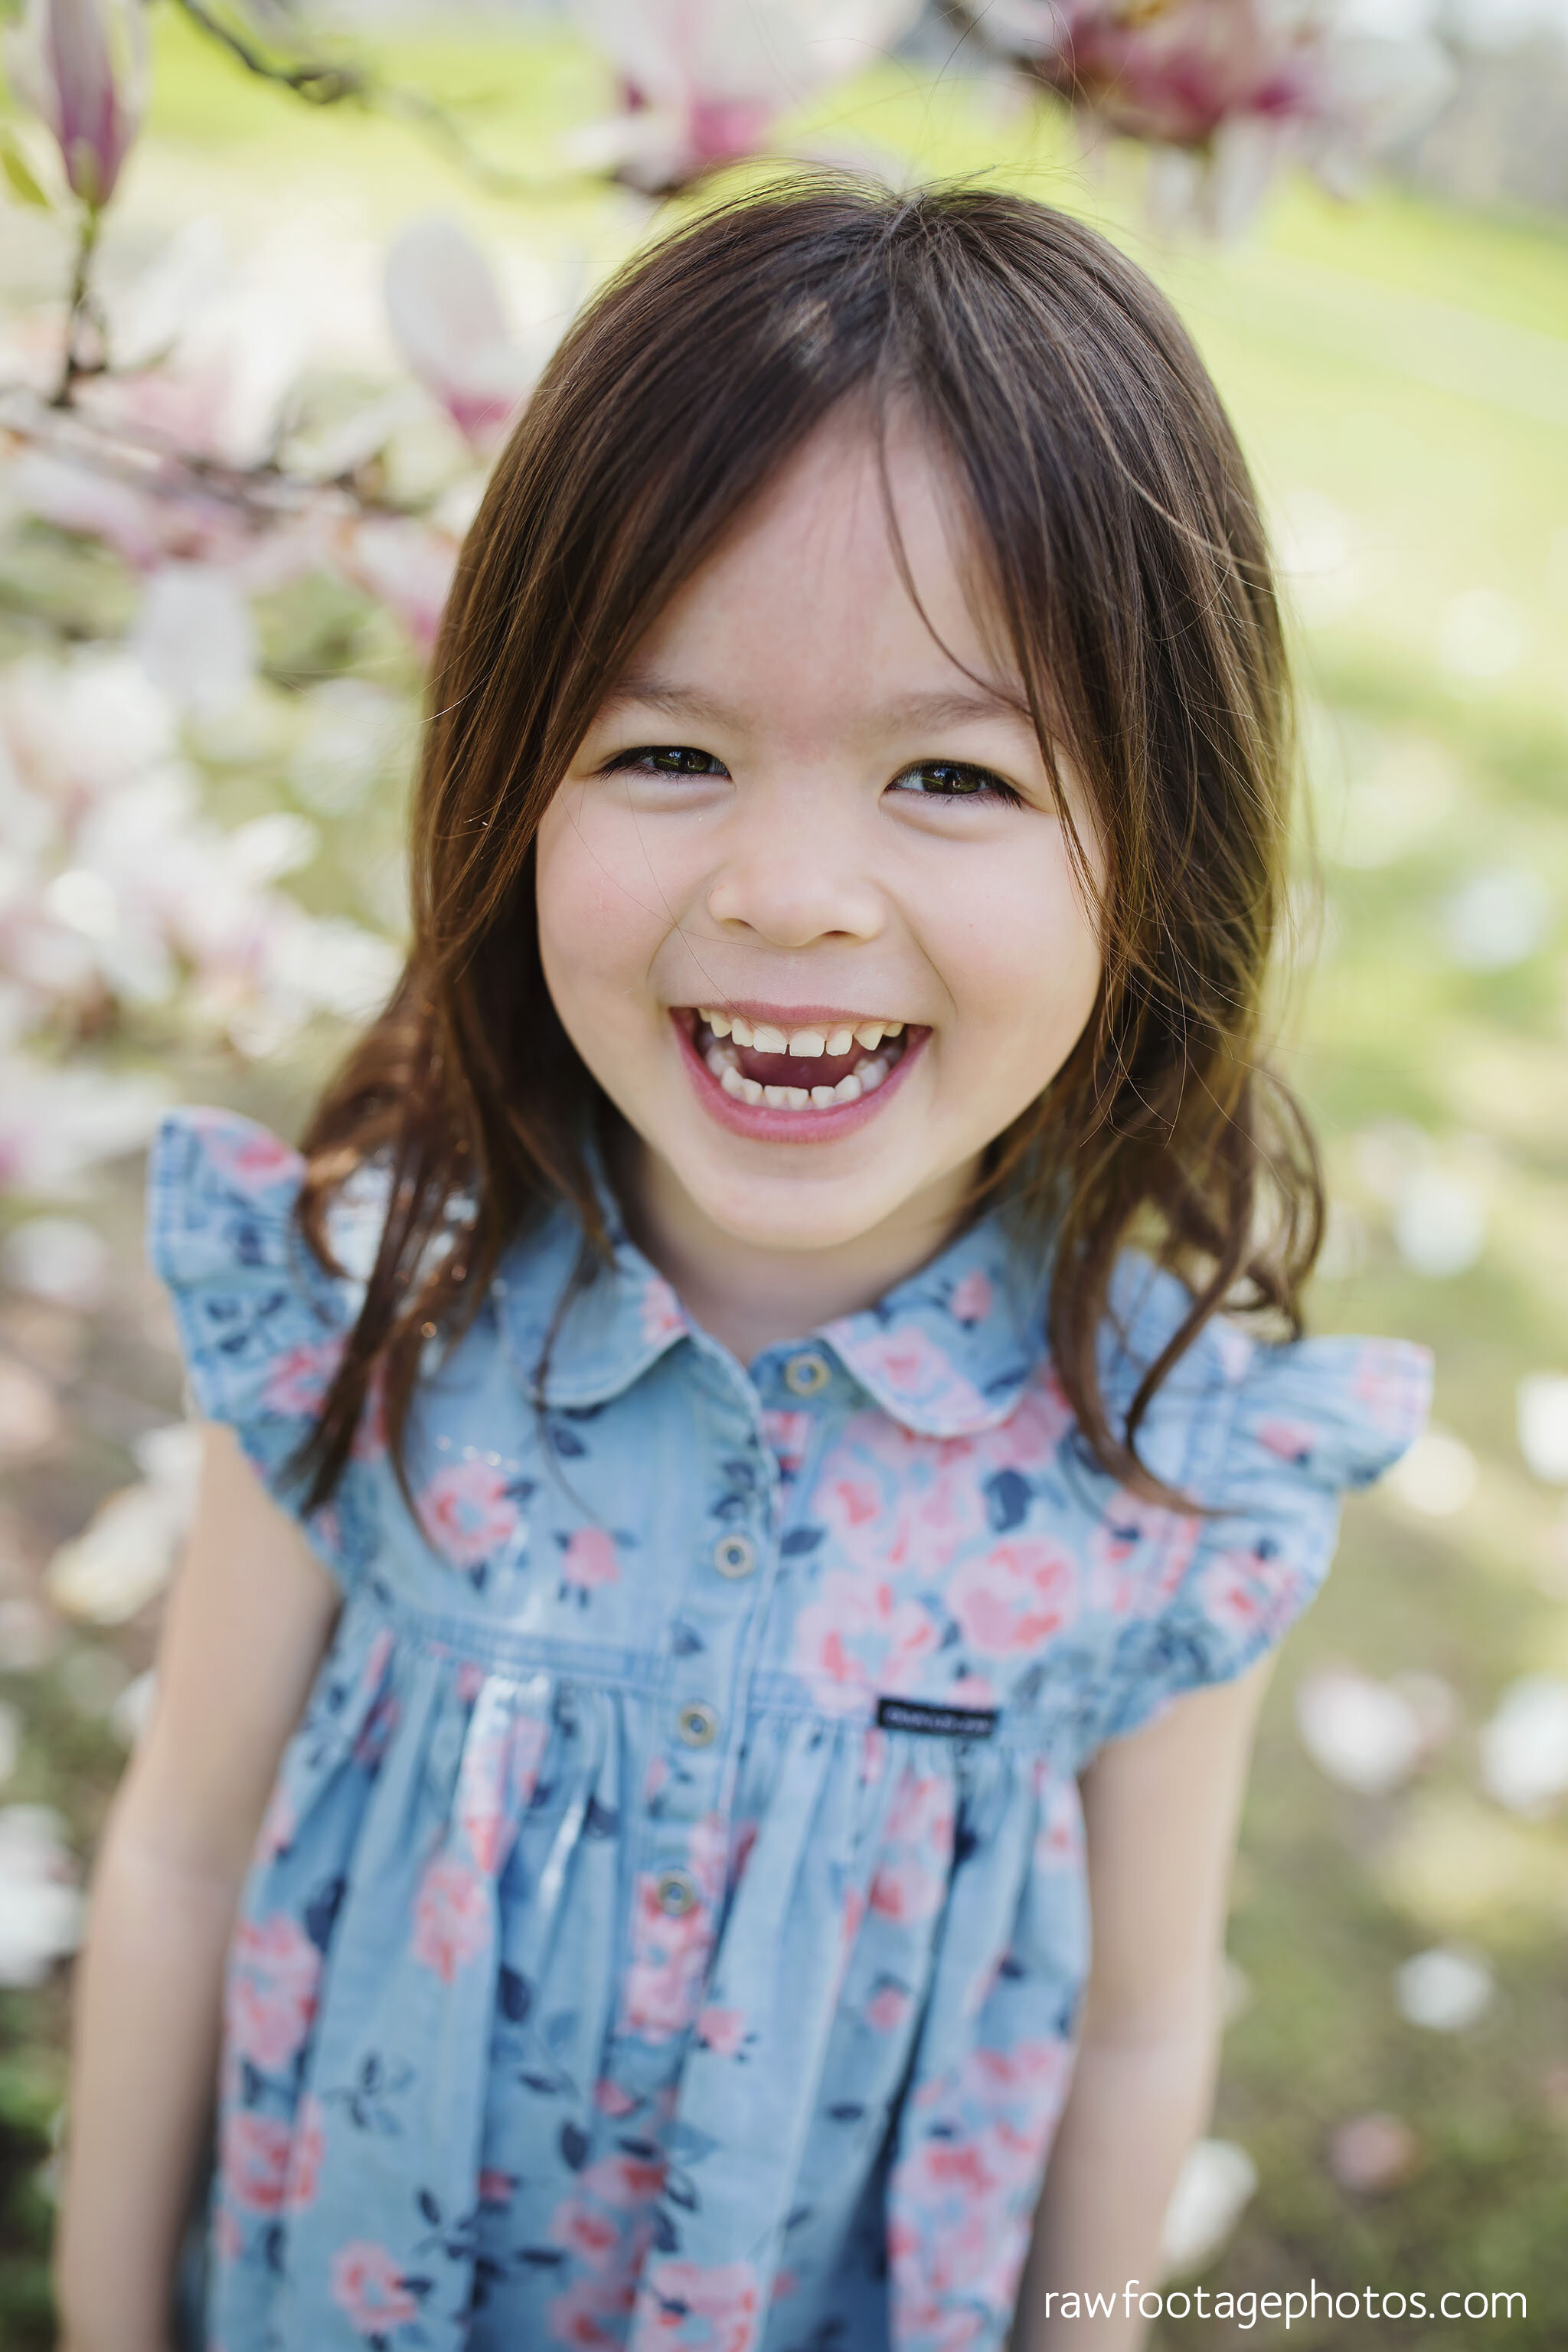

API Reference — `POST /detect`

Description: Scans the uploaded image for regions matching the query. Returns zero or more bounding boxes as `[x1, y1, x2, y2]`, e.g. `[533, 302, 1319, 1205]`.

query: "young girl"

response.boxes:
[56, 181, 1429, 2352]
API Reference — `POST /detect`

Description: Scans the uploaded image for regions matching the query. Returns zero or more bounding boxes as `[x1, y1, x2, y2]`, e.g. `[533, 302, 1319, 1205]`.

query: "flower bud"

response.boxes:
[4, 0, 149, 210]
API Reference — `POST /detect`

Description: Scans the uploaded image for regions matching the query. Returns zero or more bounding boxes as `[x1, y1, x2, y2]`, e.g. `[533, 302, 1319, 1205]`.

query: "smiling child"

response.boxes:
[56, 181, 1429, 2352]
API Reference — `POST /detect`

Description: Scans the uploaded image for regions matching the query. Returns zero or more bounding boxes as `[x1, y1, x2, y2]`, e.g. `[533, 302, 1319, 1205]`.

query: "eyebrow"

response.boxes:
[596, 670, 1034, 733]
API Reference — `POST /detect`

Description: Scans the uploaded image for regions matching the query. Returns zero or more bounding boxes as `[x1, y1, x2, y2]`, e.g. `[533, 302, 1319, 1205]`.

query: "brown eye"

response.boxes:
[891, 760, 1018, 805]
[616, 746, 727, 776]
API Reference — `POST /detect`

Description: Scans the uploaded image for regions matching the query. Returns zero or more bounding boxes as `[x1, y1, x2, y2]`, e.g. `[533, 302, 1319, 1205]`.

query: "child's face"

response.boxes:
[537, 410, 1104, 1266]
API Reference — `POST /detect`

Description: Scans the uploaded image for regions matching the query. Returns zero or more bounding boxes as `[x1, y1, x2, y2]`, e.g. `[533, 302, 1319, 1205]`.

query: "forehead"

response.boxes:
[615, 408, 1023, 727]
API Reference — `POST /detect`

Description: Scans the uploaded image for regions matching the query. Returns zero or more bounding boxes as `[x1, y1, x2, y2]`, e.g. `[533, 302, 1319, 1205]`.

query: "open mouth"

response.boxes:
[671, 1004, 923, 1138]
[689, 1006, 910, 1110]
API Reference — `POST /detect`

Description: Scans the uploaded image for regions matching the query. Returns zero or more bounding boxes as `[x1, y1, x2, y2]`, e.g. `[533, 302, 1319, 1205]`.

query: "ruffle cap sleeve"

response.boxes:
[145, 1107, 380, 1588]
[1094, 1323, 1432, 1749]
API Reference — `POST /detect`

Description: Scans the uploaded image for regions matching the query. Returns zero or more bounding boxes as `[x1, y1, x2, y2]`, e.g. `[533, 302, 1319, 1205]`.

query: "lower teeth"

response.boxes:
[704, 1034, 894, 1109]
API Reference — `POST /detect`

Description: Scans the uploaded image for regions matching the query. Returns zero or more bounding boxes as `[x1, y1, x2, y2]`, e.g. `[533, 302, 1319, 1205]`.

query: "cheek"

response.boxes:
[942, 844, 1102, 1067]
[535, 792, 652, 1011]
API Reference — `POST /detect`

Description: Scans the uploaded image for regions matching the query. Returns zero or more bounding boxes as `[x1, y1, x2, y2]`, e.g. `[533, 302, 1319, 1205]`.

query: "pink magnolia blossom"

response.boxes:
[5, 0, 148, 209]
[567, 0, 926, 191]
[384, 217, 536, 452]
[971, 0, 1454, 232]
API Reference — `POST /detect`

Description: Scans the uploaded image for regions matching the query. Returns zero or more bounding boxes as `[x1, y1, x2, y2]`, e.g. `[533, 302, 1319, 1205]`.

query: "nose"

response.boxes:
[704, 780, 885, 950]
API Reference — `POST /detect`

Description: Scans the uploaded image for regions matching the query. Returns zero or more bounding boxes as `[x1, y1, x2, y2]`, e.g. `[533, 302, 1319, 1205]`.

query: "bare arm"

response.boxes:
[55, 1426, 341, 2352]
[1011, 1658, 1275, 2352]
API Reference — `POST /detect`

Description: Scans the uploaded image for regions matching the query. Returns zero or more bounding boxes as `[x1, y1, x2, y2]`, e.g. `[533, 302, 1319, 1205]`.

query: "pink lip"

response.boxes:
[672, 1011, 926, 1145]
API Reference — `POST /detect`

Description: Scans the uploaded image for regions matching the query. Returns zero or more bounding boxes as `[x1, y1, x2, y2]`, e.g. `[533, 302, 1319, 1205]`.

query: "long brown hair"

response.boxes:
[294, 177, 1321, 1511]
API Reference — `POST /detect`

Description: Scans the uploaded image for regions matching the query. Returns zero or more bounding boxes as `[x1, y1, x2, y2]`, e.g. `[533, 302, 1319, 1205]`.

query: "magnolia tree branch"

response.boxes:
[4, 384, 426, 523]
[165, 0, 547, 197]
[166, 0, 368, 105]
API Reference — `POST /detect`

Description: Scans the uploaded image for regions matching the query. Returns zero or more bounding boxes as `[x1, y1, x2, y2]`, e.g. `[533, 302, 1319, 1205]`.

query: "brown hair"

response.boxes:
[294, 176, 1321, 1511]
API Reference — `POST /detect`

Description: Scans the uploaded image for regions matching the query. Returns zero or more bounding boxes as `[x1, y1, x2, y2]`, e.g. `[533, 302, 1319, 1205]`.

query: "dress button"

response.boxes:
[655, 1870, 698, 1917]
[713, 1532, 756, 1579]
[784, 1349, 831, 1397]
[676, 1700, 720, 1748]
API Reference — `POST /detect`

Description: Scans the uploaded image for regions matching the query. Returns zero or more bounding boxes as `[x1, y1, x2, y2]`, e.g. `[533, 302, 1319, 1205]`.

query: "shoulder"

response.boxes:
[1099, 1250, 1433, 1507]
[145, 1109, 384, 1583]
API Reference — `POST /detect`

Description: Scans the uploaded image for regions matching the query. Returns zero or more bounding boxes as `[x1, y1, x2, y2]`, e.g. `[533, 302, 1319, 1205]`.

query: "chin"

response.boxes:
[681, 1158, 910, 1256]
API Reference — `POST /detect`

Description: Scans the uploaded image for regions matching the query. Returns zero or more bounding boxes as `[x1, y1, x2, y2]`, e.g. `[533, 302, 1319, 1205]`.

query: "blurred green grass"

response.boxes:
[2, 14, 1566, 2346]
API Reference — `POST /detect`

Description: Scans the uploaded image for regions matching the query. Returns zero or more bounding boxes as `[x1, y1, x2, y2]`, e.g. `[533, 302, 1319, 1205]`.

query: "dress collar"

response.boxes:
[495, 1174, 1051, 1439]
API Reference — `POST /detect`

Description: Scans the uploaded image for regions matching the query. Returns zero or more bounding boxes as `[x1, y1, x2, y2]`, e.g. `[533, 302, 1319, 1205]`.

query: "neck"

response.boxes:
[615, 1135, 979, 1365]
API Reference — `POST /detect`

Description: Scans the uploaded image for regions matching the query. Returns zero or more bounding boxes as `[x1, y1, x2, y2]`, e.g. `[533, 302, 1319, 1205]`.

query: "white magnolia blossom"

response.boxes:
[1161, 2138, 1258, 2277]
[1393, 1946, 1494, 2033]
[1, 1214, 112, 1309]
[1295, 1664, 1425, 1795]
[46, 1420, 205, 1625]
[1517, 1375, 1568, 1484]
[1479, 1674, 1568, 1815]
[0, 648, 402, 1106]
[0, 1805, 83, 1988]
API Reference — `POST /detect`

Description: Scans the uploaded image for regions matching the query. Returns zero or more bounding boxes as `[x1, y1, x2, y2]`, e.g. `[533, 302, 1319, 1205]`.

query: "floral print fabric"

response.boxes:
[147, 1109, 1431, 2352]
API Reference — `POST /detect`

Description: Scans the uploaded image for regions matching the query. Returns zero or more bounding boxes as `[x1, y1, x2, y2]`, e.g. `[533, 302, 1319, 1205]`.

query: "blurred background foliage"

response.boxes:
[0, 4, 1566, 2346]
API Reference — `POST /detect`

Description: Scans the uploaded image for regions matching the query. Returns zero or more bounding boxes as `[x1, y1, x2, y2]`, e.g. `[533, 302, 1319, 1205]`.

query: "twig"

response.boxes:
[51, 208, 103, 409]
[167, 0, 368, 106]
[166, 0, 551, 198]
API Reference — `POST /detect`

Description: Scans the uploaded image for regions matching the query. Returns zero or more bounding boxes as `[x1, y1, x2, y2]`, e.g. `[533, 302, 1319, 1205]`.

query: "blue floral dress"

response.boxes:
[148, 1108, 1430, 2352]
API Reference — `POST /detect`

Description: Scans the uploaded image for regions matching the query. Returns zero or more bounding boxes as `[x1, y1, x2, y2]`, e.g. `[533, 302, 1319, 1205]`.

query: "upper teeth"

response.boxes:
[699, 1009, 904, 1058]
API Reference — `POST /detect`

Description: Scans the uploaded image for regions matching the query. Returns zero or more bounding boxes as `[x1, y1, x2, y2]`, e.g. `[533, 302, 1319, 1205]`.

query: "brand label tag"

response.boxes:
[875, 1696, 998, 1740]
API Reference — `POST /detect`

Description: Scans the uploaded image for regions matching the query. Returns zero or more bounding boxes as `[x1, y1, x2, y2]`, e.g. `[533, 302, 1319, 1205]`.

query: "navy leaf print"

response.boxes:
[418, 2190, 441, 2223]
[560, 2119, 590, 2170]
[781, 1525, 824, 1556]
[652, 2208, 681, 2254]
[583, 1796, 619, 1839]
[984, 1468, 1031, 1533]
[498, 1966, 531, 2023]
[304, 1874, 345, 1951]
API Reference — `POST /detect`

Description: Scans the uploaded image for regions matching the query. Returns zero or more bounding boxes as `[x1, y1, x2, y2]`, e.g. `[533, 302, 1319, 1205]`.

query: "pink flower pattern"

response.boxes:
[456, 1690, 549, 1877]
[410, 1854, 490, 1981]
[220, 2109, 292, 2212]
[947, 1538, 1077, 1656]
[261, 1334, 347, 1418]
[561, 1525, 621, 1595]
[330, 2241, 419, 2337]
[150, 1109, 1431, 2352]
[227, 1912, 321, 2074]
[636, 2256, 763, 2352]
[416, 1458, 521, 1573]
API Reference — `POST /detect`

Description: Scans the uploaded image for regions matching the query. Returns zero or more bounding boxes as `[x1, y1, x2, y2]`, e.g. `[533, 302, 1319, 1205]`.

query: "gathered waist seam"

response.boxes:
[351, 1581, 1064, 1754]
